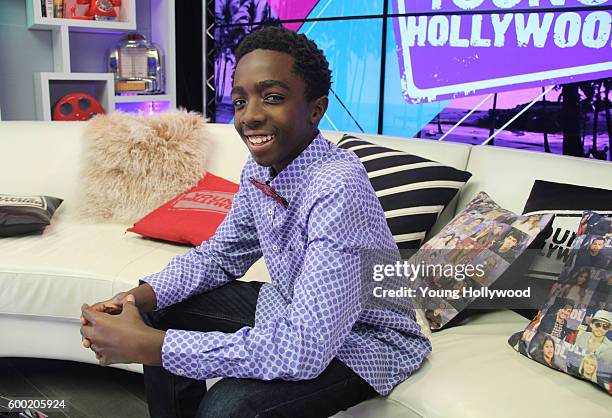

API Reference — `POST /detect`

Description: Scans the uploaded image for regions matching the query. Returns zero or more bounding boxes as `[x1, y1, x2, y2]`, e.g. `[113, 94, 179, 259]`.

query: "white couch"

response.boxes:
[1, 121, 611, 417]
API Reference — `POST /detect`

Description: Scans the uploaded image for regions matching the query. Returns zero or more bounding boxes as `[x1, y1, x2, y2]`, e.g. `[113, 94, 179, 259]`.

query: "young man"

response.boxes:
[538, 298, 574, 340]
[492, 231, 521, 262]
[80, 27, 431, 418]
[575, 236, 608, 269]
[574, 310, 612, 363]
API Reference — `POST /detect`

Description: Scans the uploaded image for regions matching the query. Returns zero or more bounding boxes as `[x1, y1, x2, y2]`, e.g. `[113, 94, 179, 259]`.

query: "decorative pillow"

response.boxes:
[509, 211, 611, 394]
[79, 110, 210, 224]
[411, 191, 553, 330]
[338, 135, 472, 249]
[0, 194, 63, 237]
[522, 180, 612, 285]
[127, 172, 238, 246]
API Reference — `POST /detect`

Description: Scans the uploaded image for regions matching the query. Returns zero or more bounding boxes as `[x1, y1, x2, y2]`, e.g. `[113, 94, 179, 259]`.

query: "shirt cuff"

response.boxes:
[161, 328, 252, 380]
[139, 272, 173, 311]
[161, 329, 205, 379]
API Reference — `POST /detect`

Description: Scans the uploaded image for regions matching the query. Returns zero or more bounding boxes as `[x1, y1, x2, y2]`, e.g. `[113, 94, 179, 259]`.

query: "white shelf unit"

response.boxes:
[26, 0, 176, 121]
[114, 93, 171, 103]
[26, 0, 136, 31]
[34, 72, 114, 121]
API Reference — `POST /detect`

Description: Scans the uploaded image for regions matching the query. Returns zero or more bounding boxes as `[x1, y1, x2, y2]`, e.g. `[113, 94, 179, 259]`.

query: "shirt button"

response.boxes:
[268, 209, 273, 215]
[177, 368, 184, 375]
[272, 245, 278, 251]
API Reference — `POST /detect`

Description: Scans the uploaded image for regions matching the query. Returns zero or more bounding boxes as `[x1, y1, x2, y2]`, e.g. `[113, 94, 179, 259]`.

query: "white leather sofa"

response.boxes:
[1, 121, 611, 417]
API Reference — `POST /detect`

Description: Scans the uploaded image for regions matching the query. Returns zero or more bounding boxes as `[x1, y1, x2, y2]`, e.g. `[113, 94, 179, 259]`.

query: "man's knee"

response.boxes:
[196, 379, 259, 418]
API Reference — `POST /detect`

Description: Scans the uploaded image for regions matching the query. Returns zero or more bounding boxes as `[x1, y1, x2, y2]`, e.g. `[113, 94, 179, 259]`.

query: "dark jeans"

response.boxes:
[142, 281, 377, 418]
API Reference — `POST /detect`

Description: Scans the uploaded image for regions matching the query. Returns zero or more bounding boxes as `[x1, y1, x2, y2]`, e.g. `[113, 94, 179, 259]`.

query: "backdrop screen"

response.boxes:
[212, 0, 612, 160]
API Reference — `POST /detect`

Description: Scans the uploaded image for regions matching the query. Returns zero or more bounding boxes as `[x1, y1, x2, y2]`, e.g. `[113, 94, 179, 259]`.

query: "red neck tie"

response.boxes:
[249, 177, 288, 208]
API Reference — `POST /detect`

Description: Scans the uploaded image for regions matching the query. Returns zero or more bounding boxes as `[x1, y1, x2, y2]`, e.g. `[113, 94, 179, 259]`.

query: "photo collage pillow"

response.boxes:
[509, 212, 611, 394]
[411, 192, 553, 330]
[521, 180, 612, 292]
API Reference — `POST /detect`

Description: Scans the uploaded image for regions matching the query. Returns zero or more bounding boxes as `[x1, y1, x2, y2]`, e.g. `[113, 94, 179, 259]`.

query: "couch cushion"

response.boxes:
[341, 311, 612, 418]
[460, 146, 612, 214]
[0, 215, 272, 320]
[0, 219, 187, 319]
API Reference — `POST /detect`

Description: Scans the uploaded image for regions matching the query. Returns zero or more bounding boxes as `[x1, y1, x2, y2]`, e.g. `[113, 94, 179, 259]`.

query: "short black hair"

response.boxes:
[234, 26, 332, 101]
[505, 231, 521, 242]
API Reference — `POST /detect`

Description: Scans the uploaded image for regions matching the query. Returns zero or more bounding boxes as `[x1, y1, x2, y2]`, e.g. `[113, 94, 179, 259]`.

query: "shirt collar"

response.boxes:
[253, 131, 330, 206]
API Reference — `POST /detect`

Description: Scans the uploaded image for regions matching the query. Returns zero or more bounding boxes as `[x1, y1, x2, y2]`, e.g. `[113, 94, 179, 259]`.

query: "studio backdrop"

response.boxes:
[206, 0, 612, 160]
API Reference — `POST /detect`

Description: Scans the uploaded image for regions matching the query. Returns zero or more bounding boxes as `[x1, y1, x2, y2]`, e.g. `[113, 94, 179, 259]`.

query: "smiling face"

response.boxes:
[557, 304, 573, 321]
[582, 356, 597, 376]
[231, 49, 328, 173]
[591, 320, 610, 337]
[543, 339, 554, 362]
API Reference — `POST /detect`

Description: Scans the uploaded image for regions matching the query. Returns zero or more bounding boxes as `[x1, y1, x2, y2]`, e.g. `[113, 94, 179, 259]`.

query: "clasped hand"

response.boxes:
[80, 293, 164, 367]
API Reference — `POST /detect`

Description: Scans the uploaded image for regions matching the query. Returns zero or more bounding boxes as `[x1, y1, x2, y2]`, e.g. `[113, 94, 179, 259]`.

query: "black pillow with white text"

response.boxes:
[521, 180, 612, 308]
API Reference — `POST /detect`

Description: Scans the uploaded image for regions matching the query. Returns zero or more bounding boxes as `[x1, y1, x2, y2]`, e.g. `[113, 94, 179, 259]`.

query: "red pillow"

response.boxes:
[127, 172, 239, 245]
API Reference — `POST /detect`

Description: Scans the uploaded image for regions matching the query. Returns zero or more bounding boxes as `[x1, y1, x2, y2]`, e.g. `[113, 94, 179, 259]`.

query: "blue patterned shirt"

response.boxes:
[142, 132, 431, 395]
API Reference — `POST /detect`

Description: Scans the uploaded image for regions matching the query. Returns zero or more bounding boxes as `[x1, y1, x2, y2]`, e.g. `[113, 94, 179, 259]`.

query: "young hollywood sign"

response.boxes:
[391, 0, 612, 103]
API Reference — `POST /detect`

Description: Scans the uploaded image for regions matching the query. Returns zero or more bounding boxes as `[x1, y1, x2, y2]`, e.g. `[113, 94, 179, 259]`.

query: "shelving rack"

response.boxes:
[24, 0, 175, 121]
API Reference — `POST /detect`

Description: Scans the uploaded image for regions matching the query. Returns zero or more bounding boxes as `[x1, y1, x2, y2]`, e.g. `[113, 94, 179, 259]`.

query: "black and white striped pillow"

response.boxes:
[338, 135, 472, 249]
